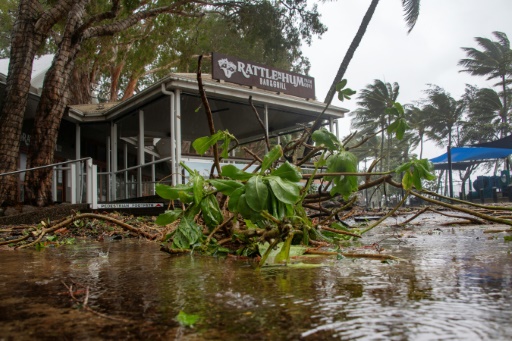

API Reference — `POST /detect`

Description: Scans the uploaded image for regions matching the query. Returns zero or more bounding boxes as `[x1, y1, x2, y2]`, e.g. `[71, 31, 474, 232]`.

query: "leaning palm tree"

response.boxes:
[458, 31, 512, 137]
[405, 105, 427, 158]
[460, 84, 505, 144]
[351, 79, 400, 173]
[423, 86, 464, 150]
[422, 85, 464, 197]
[323, 0, 421, 105]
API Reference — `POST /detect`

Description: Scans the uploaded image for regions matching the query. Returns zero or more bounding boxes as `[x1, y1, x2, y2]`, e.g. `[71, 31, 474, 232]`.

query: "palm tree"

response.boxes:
[405, 105, 427, 159]
[422, 85, 464, 197]
[458, 31, 512, 137]
[460, 84, 505, 144]
[351, 80, 400, 156]
[323, 0, 421, 105]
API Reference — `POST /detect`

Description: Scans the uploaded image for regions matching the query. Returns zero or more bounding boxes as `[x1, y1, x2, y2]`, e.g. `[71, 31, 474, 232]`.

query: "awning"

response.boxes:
[430, 147, 512, 164]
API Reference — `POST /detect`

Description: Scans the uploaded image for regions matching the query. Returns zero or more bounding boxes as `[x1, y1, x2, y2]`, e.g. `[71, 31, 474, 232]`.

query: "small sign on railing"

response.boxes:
[96, 203, 164, 209]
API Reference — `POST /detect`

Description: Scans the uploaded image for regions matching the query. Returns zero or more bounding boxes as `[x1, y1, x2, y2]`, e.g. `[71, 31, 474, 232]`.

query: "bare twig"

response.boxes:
[196, 55, 222, 176]
[248, 96, 271, 151]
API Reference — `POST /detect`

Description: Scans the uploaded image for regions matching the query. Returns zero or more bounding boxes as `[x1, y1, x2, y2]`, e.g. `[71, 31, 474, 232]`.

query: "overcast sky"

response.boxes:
[303, 0, 512, 159]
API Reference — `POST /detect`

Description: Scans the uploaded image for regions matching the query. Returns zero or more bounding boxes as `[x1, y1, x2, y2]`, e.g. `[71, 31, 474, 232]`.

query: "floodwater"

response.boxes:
[0, 224, 511, 340]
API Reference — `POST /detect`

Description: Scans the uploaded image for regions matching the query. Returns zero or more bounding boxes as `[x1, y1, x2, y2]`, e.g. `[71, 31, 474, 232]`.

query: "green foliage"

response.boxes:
[261, 145, 283, 173]
[325, 151, 359, 199]
[386, 102, 409, 140]
[176, 311, 200, 327]
[192, 130, 235, 159]
[270, 162, 302, 182]
[221, 165, 254, 181]
[395, 159, 436, 190]
[155, 209, 183, 226]
[336, 79, 357, 102]
[312, 128, 341, 151]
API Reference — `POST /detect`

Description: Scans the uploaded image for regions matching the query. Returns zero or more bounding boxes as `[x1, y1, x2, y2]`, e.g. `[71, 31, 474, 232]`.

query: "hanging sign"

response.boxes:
[212, 52, 315, 99]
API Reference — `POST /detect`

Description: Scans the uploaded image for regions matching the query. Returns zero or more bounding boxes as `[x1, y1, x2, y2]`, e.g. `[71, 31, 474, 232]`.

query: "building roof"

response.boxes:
[66, 73, 347, 144]
[0, 54, 54, 94]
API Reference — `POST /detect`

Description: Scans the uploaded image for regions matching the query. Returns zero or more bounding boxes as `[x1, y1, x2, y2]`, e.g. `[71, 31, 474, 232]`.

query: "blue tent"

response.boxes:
[430, 147, 512, 164]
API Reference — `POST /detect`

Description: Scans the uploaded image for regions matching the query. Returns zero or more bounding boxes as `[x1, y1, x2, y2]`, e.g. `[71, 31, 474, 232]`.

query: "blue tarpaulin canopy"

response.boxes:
[430, 147, 512, 164]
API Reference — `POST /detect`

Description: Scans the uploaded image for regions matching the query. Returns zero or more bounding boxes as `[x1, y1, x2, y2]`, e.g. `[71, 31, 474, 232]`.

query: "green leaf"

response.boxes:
[191, 173, 205, 205]
[395, 161, 413, 174]
[245, 176, 269, 212]
[155, 209, 183, 226]
[221, 165, 254, 181]
[172, 216, 203, 249]
[270, 161, 302, 182]
[402, 171, 413, 190]
[274, 233, 294, 264]
[396, 119, 408, 140]
[258, 242, 307, 265]
[325, 151, 358, 178]
[200, 194, 223, 229]
[266, 176, 300, 205]
[386, 119, 400, 135]
[412, 167, 423, 190]
[208, 179, 244, 195]
[312, 128, 340, 151]
[176, 311, 200, 327]
[155, 183, 192, 200]
[228, 186, 245, 212]
[261, 145, 283, 173]
[192, 134, 220, 155]
[237, 193, 260, 220]
[335, 79, 347, 91]
[393, 101, 404, 115]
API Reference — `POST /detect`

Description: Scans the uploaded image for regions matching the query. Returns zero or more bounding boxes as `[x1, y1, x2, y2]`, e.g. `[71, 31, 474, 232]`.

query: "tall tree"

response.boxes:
[458, 31, 512, 138]
[0, 0, 326, 206]
[323, 0, 421, 105]
[422, 85, 464, 197]
[405, 104, 427, 159]
[350, 79, 400, 171]
[0, 0, 75, 206]
[423, 86, 464, 150]
[460, 84, 505, 144]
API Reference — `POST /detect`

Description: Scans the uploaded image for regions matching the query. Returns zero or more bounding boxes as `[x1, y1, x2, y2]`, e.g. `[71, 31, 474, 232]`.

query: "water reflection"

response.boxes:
[0, 227, 511, 340]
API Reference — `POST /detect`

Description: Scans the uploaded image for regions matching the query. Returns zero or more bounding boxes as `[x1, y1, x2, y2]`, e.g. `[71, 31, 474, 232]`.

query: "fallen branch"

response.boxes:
[483, 228, 512, 234]
[318, 225, 361, 238]
[62, 281, 132, 323]
[398, 207, 430, 226]
[305, 249, 405, 261]
[16, 213, 158, 249]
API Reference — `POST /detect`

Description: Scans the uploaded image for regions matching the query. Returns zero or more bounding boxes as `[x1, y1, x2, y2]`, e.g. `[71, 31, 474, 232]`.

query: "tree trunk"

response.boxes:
[109, 61, 125, 101]
[68, 64, 94, 105]
[323, 0, 380, 105]
[0, 0, 73, 206]
[120, 74, 139, 100]
[302, 0, 380, 157]
[24, 1, 86, 206]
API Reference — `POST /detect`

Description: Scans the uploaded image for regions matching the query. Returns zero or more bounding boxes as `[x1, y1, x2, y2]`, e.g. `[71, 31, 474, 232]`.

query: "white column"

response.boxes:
[175, 89, 182, 185]
[75, 123, 81, 202]
[137, 110, 145, 197]
[124, 142, 128, 198]
[111, 123, 118, 201]
[264, 104, 269, 153]
[151, 155, 156, 195]
[106, 136, 111, 201]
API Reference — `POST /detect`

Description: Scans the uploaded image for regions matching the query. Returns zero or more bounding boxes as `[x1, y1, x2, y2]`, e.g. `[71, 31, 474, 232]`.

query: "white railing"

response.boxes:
[0, 157, 97, 208]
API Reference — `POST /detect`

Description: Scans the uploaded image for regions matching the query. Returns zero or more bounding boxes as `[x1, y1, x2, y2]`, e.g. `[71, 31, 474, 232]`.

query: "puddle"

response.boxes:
[0, 225, 511, 340]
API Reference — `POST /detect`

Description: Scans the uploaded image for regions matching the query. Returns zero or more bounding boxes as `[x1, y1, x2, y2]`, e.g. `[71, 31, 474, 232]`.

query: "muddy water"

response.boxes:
[0, 226, 511, 340]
